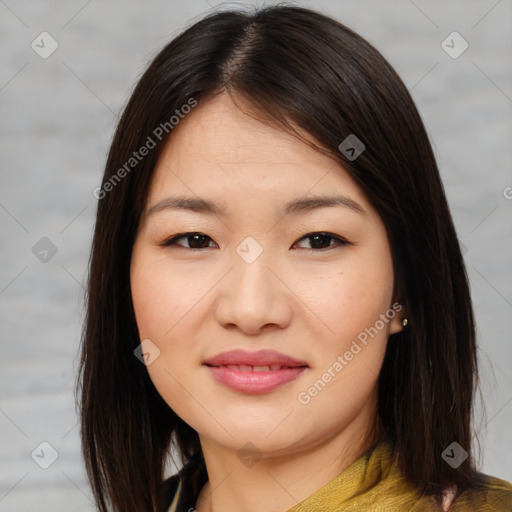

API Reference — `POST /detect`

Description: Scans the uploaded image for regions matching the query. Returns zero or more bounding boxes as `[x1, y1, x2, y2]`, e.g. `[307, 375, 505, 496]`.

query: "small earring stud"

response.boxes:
[402, 318, 408, 328]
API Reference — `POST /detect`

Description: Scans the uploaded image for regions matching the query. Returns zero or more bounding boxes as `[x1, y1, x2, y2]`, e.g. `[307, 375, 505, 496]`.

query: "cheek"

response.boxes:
[294, 271, 392, 433]
[296, 353, 384, 440]
[293, 247, 395, 411]
[130, 255, 203, 421]
[296, 259, 395, 344]
[131, 255, 206, 341]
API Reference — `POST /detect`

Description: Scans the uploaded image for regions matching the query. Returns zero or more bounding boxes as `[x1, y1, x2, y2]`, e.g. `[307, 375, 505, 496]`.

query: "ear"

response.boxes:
[389, 299, 406, 335]
[389, 313, 404, 335]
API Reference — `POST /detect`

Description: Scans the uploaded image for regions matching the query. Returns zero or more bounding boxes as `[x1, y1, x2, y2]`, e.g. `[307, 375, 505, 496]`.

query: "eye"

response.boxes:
[159, 232, 217, 250]
[159, 231, 351, 251]
[293, 232, 351, 251]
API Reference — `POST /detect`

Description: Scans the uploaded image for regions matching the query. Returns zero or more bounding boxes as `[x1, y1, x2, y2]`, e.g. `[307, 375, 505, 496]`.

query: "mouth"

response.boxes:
[206, 364, 300, 372]
[203, 348, 308, 368]
[203, 350, 309, 394]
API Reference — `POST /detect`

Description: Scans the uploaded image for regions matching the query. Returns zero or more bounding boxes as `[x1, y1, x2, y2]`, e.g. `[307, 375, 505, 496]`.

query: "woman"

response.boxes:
[78, 5, 512, 512]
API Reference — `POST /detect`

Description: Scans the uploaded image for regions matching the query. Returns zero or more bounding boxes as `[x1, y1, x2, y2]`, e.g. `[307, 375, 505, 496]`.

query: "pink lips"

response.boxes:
[203, 349, 309, 394]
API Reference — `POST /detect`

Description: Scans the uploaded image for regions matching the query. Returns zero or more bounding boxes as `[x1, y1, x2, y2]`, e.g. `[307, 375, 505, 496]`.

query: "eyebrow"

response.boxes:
[145, 193, 367, 218]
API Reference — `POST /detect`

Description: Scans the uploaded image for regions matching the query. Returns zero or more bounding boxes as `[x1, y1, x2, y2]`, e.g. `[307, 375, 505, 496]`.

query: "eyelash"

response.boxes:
[158, 232, 352, 252]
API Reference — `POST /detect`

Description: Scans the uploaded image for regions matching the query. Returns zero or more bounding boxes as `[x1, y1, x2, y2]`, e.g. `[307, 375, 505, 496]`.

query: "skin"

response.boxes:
[130, 92, 404, 512]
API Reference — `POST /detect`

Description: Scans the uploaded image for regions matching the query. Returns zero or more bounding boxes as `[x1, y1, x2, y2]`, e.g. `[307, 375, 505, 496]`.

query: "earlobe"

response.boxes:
[389, 314, 407, 335]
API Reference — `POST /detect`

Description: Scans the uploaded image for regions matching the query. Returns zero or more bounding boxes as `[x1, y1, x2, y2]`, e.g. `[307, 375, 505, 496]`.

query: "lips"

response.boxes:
[203, 349, 308, 368]
[203, 349, 308, 394]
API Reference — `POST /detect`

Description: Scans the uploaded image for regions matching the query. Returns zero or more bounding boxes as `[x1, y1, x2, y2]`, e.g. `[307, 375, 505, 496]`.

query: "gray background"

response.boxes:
[1, 0, 511, 510]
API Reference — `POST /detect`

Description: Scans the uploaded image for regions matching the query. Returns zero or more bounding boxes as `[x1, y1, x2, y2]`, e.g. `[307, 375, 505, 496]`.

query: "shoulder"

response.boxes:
[450, 473, 512, 511]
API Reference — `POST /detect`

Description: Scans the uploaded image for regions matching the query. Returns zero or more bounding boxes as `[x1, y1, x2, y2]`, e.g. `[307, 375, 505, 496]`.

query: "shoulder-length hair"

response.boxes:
[78, 4, 480, 511]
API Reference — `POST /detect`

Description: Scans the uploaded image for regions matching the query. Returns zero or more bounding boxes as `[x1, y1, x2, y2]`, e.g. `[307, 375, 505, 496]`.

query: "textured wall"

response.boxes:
[1, 1, 511, 510]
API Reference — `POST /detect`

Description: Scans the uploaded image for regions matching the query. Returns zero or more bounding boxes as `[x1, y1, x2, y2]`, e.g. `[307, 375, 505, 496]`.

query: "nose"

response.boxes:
[213, 248, 293, 336]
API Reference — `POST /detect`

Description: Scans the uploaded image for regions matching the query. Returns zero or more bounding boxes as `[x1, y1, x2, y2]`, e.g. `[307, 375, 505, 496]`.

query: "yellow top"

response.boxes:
[166, 440, 512, 511]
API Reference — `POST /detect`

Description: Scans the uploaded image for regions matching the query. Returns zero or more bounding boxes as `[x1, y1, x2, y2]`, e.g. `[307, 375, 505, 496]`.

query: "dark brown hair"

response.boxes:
[78, 4, 481, 511]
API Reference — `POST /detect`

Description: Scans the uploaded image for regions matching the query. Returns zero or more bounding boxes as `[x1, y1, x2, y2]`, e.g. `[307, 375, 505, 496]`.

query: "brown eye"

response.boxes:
[294, 232, 351, 251]
[161, 232, 216, 249]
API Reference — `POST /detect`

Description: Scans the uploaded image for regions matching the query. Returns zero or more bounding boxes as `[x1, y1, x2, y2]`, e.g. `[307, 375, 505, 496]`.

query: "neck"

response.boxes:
[195, 405, 382, 512]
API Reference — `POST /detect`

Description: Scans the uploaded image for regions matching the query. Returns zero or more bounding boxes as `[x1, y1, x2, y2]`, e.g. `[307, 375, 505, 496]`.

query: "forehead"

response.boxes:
[145, 92, 373, 218]
[162, 93, 328, 166]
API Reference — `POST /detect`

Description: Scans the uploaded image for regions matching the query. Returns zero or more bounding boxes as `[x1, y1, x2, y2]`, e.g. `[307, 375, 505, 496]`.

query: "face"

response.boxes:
[130, 92, 403, 458]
